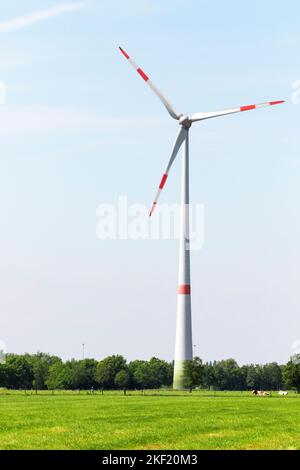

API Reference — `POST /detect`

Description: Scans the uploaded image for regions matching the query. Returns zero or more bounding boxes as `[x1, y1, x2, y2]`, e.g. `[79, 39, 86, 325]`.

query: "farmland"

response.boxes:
[0, 390, 299, 450]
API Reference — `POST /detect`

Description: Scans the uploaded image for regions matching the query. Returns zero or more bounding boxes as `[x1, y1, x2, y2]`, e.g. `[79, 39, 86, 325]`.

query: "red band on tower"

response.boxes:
[178, 284, 191, 295]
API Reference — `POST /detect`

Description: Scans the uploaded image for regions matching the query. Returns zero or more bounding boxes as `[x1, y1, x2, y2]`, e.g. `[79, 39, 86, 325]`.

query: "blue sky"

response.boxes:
[0, 0, 299, 364]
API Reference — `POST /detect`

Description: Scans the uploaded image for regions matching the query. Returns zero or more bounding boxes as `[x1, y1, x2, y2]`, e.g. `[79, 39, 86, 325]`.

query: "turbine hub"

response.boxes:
[179, 115, 191, 129]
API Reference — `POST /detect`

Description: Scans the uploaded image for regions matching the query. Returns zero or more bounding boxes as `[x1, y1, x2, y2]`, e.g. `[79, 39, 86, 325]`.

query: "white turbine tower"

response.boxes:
[119, 46, 284, 390]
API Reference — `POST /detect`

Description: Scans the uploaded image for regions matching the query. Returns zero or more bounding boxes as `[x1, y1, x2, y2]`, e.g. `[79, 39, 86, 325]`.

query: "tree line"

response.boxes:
[0, 353, 299, 393]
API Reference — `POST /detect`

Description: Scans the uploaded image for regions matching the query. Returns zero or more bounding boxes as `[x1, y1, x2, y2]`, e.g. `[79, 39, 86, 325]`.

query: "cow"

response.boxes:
[252, 390, 269, 396]
[278, 390, 288, 396]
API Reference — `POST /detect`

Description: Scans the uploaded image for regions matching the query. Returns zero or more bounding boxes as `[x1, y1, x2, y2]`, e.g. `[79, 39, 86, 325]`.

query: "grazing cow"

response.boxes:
[252, 390, 269, 396]
[278, 390, 288, 396]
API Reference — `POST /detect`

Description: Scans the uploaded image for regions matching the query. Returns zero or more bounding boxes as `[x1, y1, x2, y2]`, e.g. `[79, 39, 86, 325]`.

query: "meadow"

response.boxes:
[0, 390, 299, 450]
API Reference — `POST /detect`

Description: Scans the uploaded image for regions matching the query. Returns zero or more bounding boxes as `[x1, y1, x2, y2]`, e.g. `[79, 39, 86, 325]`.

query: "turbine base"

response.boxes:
[173, 359, 193, 390]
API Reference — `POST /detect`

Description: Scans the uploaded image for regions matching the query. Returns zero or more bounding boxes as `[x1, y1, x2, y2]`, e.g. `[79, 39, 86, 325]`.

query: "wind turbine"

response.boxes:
[119, 46, 284, 390]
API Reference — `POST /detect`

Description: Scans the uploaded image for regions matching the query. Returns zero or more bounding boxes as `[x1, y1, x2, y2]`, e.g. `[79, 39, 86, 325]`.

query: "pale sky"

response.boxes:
[0, 0, 299, 365]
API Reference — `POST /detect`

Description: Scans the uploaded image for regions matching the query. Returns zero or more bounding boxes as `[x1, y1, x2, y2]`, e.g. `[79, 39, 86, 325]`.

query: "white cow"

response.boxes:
[278, 390, 288, 396]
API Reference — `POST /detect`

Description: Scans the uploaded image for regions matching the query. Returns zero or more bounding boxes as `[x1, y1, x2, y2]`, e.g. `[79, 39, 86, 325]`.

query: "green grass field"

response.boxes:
[0, 390, 299, 450]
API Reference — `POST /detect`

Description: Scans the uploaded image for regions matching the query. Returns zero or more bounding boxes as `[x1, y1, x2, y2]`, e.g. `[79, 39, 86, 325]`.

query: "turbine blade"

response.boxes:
[119, 46, 181, 120]
[190, 100, 285, 122]
[149, 127, 187, 217]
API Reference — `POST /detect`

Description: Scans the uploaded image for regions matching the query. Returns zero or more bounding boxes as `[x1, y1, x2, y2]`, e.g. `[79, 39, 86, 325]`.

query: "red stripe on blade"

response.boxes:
[137, 68, 149, 81]
[159, 174, 168, 190]
[149, 202, 157, 217]
[240, 105, 256, 112]
[178, 284, 191, 295]
[269, 100, 285, 106]
[119, 47, 129, 59]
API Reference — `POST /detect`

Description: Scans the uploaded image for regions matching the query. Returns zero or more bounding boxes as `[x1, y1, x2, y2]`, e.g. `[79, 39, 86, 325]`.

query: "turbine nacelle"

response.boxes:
[178, 115, 192, 129]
